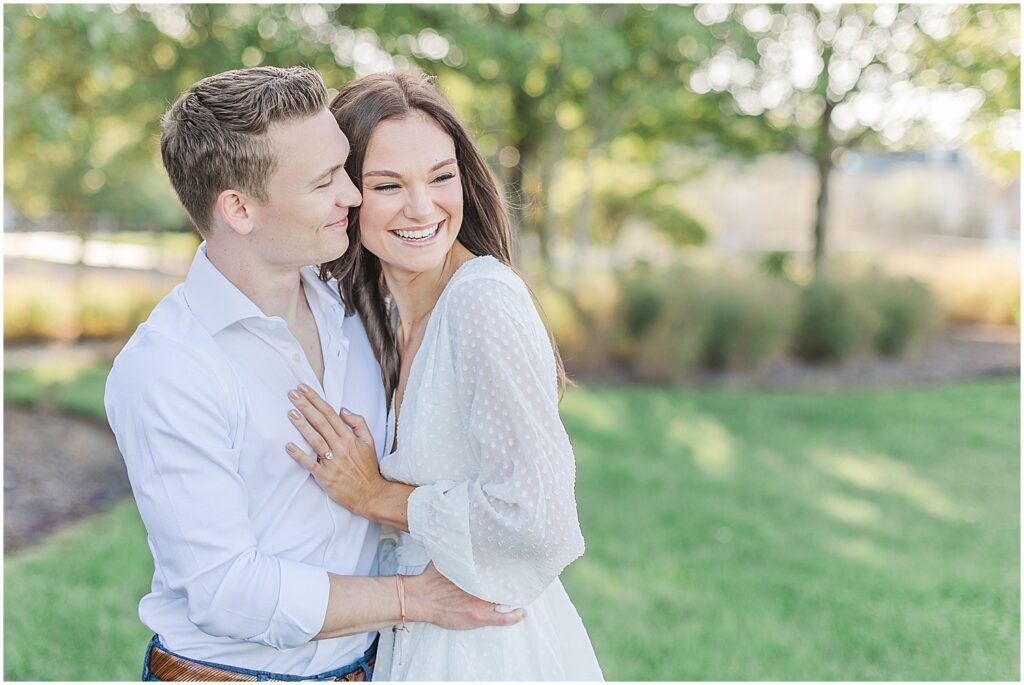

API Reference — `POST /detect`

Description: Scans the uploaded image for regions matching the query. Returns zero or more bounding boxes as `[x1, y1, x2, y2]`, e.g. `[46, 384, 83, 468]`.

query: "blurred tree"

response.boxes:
[325, 4, 745, 268]
[3, 4, 385, 234]
[5, 3, 1017, 279]
[686, 3, 1020, 275]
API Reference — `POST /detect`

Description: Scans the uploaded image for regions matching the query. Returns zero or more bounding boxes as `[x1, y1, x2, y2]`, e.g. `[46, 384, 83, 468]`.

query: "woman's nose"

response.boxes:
[404, 185, 434, 221]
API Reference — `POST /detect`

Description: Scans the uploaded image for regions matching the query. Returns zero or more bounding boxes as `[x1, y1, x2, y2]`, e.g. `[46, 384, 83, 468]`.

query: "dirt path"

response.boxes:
[3, 404, 131, 553]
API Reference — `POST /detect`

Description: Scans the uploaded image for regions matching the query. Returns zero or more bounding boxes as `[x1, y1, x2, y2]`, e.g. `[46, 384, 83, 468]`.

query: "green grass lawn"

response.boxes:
[4, 378, 1019, 680]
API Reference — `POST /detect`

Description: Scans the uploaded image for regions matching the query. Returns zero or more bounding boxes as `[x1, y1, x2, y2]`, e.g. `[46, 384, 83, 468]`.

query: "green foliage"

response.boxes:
[532, 273, 619, 376]
[608, 263, 801, 380]
[690, 4, 1020, 271]
[3, 368, 45, 405]
[698, 275, 801, 370]
[759, 251, 794, 279]
[614, 262, 670, 344]
[5, 4, 1016, 268]
[605, 192, 708, 247]
[793, 276, 881, 362]
[868, 276, 938, 357]
[3, 363, 111, 421]
[793, 271, 940, 362]
[631, 292, 708, 382]
[4, 270, 174, 343]
[5, 380, 1020, 679]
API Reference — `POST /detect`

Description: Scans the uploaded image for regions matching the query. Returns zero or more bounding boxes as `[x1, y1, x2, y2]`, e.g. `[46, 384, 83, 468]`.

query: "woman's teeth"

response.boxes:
[394, 223, 440, 240]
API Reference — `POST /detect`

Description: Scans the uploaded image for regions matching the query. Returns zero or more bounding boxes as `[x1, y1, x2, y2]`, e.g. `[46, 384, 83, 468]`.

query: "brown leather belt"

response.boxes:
[147, 643, 375, 682]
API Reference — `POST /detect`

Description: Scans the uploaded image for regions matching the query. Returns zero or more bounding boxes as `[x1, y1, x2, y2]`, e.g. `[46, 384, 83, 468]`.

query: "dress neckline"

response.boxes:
[387, 255, 493, 455]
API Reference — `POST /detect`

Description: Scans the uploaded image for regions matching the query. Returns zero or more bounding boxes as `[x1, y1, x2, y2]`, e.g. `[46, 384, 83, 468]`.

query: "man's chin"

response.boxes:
[317, 240, 350, 265]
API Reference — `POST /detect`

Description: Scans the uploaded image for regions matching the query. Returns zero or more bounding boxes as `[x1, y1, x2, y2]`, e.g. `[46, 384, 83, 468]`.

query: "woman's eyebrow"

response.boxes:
[363, 158, 457, 178]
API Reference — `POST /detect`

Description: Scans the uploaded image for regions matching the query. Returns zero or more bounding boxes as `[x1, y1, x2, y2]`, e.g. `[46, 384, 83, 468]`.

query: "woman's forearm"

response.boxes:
[315, 566, 525, 639]
[362, 480, 414, 532]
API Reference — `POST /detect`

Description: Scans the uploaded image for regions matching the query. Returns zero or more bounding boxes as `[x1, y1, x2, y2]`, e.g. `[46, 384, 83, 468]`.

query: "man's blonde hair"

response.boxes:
[159, 66, 328, 237]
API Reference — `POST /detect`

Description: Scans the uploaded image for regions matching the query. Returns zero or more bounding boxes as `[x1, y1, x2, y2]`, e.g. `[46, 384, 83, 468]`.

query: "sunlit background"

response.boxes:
[3, 3, 1020, 681]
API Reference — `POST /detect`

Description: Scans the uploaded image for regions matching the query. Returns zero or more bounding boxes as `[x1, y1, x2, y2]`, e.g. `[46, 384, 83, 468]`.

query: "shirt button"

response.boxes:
[292, 353, 301, 363]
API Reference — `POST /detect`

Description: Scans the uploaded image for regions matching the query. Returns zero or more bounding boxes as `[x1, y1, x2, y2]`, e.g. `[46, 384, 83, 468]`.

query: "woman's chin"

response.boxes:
[376, 241, 459, 279]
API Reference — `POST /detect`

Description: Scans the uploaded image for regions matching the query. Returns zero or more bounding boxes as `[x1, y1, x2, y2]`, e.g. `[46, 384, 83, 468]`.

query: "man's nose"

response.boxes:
[336, 173, 361, 208]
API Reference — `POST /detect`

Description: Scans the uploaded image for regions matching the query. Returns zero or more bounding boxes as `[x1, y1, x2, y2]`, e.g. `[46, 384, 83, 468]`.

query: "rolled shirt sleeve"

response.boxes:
[404, 273, 586, 606]
[105, 331, 329, 649]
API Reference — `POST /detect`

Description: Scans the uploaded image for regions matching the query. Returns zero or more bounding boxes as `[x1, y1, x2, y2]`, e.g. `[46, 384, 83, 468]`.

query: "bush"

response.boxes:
[4, 270, 175, 343]
[698, 274, 801, 370]
[533, 276, 617, 376]
[614, 263, 801, 380]
[868, 276, 937, 357]
[614, 263, 668, 348]
[632, 293, 708, 382]
[793, 276, 880, 362]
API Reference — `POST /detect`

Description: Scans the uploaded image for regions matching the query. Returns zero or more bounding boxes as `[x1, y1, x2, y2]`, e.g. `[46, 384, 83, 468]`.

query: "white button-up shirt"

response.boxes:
[104, 245, 387, 675]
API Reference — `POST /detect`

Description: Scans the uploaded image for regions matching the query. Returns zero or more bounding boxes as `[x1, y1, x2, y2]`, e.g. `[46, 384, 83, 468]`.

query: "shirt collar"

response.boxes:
[182, 243, 272, 335]
[299, 264, 347, 325]
[183, 243, 348, 336]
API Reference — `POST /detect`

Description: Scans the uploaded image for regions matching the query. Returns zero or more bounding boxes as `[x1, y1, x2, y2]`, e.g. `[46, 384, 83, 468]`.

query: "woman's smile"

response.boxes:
[390, 219, 445, 245]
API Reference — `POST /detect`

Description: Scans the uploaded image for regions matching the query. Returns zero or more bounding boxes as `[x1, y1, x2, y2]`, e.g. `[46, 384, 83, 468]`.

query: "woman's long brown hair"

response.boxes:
[321, 71, 566, 406]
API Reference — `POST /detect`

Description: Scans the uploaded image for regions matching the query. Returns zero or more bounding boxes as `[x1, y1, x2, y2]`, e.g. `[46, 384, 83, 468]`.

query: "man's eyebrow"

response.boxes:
[363, 158, 458, 179]
[310, 162, 345, 184]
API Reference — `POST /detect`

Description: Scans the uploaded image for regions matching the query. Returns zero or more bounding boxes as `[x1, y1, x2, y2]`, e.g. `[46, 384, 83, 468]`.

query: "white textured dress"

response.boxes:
[372, 256, 603, 681]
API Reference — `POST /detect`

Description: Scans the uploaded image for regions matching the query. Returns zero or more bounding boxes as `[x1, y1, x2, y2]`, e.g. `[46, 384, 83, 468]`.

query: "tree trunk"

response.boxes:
[509, 89, 547, 268]
[572, 147, 598, 272]
[812, 97, 837, 278]
[812, 156, 832, 277]
[537, 125, 565, 276]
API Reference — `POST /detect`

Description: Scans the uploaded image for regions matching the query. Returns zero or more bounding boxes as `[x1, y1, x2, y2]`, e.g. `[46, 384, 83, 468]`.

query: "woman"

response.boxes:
[284, 71, 602, 681]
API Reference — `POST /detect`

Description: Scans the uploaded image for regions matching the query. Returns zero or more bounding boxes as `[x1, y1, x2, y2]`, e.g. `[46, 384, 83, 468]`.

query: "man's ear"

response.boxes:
[215, 189, 256, 236]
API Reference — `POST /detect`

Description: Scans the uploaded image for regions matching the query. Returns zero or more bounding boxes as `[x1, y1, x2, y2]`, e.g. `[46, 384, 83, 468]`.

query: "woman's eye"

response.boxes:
[373, 183, 400, 191]
[433, 173, 456, 183]
[316, 180, 332, 190]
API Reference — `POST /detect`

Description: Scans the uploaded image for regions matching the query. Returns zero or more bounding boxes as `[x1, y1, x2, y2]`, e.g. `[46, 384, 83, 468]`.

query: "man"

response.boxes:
[104, 66, 521, 682]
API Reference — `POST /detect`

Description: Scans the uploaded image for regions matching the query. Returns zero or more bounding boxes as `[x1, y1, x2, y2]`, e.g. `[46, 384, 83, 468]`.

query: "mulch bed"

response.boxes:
[4, 403, 131, 553]
[3, 326, 1018, 553]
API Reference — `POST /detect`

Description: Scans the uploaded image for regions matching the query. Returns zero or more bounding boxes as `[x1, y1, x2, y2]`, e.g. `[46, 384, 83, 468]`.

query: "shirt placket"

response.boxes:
[251, 318, 325, 396]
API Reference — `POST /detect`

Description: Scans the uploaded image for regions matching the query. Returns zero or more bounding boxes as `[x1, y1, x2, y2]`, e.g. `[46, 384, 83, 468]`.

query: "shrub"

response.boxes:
[868, 276, 937, 357]
[614, 263, 668, 348]
[626, 278, 708, 378]
[4, 270, 176, 343]
[616, 263, 800, 379]
[698, 274, 801, 370]
[793, 276, 880, 362]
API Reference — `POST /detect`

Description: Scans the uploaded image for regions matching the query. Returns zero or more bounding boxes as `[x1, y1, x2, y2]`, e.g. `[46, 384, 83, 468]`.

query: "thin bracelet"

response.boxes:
[395, 573, 410, 666]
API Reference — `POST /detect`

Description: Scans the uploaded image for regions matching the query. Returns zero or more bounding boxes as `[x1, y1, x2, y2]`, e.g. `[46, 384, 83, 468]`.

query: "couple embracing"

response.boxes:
[104, 65, 603, 681]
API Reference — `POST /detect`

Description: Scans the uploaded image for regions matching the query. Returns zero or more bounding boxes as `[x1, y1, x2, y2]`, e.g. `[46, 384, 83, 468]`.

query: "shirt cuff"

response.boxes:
[262, 559, 330, 650]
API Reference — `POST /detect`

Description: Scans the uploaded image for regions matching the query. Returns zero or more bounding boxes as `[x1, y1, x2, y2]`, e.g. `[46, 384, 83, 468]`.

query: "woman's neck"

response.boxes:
[384, 241, 476, 341]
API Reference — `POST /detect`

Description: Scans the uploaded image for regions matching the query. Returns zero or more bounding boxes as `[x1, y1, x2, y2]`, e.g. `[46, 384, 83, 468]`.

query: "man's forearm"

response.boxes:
[362, 481, 414, 532]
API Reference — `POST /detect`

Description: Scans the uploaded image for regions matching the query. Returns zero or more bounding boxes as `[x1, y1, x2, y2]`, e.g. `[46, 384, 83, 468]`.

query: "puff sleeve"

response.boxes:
[404, 274, 585, 606]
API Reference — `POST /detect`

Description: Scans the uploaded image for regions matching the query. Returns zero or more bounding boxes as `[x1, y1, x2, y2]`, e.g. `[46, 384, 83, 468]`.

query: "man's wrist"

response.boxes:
[399, 572, 430, 623]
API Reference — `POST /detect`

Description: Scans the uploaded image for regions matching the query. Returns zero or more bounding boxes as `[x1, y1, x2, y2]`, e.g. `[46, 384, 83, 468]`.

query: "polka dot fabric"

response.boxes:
[374, 256, 603, 681]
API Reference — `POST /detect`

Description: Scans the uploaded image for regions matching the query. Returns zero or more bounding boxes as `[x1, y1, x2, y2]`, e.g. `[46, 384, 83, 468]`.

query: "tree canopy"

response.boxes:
[4, 3, 1018, 268]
